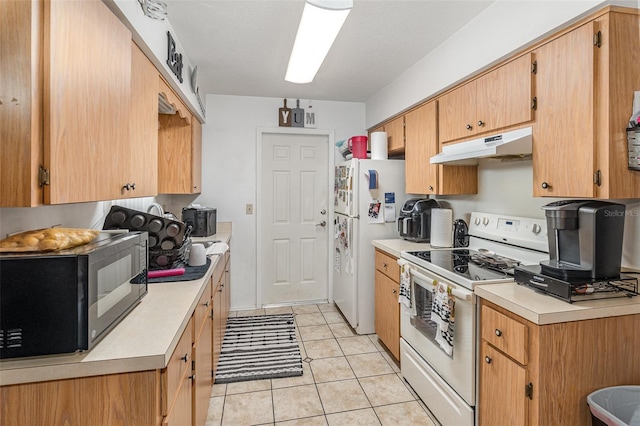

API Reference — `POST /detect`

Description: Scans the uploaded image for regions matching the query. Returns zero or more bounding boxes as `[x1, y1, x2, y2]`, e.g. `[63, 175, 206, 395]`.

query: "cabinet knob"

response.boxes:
[541, 182, 550, 189]
[122, 183, 136, 191]
[495, 329, 502, 337]
[485, 356, 492, 364]
[382, 263, 387, 268]
[466, 124, 472, 130]
[189, 374, 196, 381]
[203, 301, 210, 307]
[428, 186, 434, 192]
[392, 288, 397, 294]
[477, 120, 484, 127]
[181, 354, 189, 363]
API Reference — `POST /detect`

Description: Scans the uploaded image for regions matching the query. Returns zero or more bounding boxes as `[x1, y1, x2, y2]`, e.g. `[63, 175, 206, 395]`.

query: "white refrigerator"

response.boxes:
[333, 159, 408, 334]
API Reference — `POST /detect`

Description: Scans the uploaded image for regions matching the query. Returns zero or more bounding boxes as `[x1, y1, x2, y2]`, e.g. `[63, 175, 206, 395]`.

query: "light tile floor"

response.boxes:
[205, 303, 438, 426]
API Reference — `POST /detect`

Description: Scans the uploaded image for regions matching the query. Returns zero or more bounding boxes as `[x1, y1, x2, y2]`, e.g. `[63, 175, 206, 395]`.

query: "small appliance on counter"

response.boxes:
[0, 232, 148, 359]
[514, 200, 638, 302]
[398, 198, 440, 242]
[182, 206, 216, 237]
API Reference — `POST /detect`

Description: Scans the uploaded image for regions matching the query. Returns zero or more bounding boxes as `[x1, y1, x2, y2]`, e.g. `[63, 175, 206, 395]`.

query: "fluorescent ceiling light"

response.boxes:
[285, 0, 352, 84]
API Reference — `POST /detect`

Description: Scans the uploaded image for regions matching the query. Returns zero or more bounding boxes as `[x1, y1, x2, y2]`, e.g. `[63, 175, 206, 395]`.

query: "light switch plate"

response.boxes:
[246, 204, 253, 214]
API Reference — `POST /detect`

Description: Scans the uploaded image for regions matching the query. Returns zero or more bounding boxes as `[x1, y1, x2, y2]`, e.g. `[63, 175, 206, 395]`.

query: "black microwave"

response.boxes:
[0, 231, 148, 359]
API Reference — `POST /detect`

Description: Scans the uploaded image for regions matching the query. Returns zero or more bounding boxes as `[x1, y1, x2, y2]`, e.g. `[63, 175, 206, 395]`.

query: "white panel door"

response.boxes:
[261, 133, 329, 305]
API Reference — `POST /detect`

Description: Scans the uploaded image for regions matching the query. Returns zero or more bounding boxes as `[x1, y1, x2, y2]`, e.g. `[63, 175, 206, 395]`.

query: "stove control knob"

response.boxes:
[532, 223, 541, 234]
[482, 217, 489, 226]
[474, 217, 481, 226]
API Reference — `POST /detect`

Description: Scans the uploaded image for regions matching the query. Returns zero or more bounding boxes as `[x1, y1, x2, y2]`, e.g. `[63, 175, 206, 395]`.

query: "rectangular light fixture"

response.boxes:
[285, 0, 352, 84]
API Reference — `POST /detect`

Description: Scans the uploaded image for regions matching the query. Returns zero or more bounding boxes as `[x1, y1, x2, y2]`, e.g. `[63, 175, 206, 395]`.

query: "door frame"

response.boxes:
[256, 127, 335, 308]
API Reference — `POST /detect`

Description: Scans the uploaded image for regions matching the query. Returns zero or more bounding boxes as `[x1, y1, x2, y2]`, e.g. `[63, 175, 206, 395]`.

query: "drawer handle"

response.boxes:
[495, 329, 502, 337]
[181, 354, 189, 363]
[485, 356, 492, 364]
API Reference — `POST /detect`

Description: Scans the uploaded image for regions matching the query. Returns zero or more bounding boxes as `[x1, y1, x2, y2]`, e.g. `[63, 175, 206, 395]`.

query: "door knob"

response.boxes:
[320, 209, 326, 215]
[316, 221, 327, 228]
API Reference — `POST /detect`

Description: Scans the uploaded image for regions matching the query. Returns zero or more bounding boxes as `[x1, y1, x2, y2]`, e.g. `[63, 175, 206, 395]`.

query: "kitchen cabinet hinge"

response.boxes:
[531, 97, 537, 110]
[191, 360, 195, 371]
[594, 170, 602, 186]
[38, 166, 50, 187]
[531, 60, 537, 74]
[593, 31, 602, 48]
[525, 383, 533, 400]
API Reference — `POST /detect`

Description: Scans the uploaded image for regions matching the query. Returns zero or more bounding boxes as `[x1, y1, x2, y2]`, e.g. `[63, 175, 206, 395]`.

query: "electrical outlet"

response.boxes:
[246, 204, 254, 215]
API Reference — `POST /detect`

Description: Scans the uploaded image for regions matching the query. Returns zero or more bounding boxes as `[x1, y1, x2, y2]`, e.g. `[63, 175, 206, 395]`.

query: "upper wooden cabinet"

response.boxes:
[158, 78, 203, 194]
[129, 42, 159, 198]
[1, 0, 135, 206]
[404, 101, 477, 195]
[533, 10, 640, 198]
[438, 53, 534, 144]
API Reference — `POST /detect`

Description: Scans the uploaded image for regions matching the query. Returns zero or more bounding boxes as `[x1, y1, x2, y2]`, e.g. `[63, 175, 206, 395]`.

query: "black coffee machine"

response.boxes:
[540, 200, 626, 280]
[514, 200, 632, 302]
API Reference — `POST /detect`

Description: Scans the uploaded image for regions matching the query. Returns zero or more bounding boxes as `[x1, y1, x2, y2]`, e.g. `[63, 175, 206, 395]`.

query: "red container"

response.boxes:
[349, 136, 368, 159]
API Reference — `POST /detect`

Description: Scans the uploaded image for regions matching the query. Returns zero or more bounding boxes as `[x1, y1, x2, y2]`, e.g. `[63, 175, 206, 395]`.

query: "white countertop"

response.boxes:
[475, 281, 640, 325]
[0, 223, 232, 386]
[371, 239, 432, 258]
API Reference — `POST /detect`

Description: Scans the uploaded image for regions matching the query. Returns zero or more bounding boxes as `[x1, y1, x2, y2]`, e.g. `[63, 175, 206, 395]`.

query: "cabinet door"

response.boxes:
[193, 304, 213, 426]
[162, 372, 192, 426]
[212, 281, 223, 374]
[479, 341, 528, 426]
[191, 118, 202, 193]
[438, 80, 476, 143]
[533, 22, 596, 197]
[374, 270, 400, 360]
[128, 42, 158, 198]
[405, 102, 438, 194]
[476, 53, 533, 134]
[386, 116, 405, 153]
[0, 0, 43, 207]
[45, 0, 132, 204]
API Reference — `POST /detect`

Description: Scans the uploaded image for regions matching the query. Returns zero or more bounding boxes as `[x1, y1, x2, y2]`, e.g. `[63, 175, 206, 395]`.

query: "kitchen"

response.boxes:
[2, 0, 640, 425]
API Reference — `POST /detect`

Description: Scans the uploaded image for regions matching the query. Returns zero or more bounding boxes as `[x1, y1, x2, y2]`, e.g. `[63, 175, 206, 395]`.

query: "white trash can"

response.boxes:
[587, 386, 640, 426]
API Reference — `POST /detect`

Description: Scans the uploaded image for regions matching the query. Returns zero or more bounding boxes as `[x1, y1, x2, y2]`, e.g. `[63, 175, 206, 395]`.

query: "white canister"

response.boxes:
[370, 132, 388, 160]
[430, 208, 453, 248]
[188, 243, 207, 267]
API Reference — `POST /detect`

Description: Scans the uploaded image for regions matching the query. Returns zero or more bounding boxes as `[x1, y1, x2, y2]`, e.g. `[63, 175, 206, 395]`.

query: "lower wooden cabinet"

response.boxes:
[478, 299, 640, 426]
[374, 249, 400, 360]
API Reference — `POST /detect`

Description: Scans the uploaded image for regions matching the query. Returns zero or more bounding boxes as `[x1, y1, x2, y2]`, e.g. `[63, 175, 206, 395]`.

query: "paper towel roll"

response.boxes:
[370, 132, 388, 160]
[430, 208, 453, 248]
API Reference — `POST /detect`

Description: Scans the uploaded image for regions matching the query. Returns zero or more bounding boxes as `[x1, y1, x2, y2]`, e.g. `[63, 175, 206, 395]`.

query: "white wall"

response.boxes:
[366, 0, 637, 128]
[199, 95, 365, 310]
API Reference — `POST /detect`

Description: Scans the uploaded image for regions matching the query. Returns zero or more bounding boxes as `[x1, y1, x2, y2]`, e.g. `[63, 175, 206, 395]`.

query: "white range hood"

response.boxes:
[430, 127, 533, 165]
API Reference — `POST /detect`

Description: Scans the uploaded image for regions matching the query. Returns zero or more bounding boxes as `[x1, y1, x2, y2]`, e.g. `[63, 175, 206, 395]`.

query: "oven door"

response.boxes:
[400, 263, 476, 406]
[86, 233, 148, 350]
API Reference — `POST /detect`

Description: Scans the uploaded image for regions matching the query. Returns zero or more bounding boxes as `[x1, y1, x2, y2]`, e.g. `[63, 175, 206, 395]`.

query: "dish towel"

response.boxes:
[431, 282, 456, 356]
[397, 258, 411, 308]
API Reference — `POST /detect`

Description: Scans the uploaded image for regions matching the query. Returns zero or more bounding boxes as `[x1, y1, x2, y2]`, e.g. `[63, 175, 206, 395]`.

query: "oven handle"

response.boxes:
[408, 267, 473, 302]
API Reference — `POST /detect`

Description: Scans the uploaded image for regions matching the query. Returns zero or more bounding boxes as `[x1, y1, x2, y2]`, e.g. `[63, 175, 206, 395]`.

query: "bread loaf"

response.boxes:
[0, 228, 100, 252]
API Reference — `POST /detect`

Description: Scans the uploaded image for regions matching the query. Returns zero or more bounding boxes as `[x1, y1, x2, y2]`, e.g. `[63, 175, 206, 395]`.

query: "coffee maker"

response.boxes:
[540, 200, 626, 280]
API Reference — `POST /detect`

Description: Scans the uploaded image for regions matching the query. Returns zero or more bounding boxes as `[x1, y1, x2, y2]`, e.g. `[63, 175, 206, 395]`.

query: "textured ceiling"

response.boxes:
[164, 0, 495, 102]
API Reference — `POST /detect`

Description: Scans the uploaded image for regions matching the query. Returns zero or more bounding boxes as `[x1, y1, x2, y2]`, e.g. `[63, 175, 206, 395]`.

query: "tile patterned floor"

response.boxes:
[205, 303, 438, 426]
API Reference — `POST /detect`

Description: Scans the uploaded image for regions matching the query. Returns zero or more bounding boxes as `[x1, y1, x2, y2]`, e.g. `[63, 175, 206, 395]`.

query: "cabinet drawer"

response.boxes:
[162, 317, 194, 415]
[375, 250, 399, 282]
[481, 305, 528, 365]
